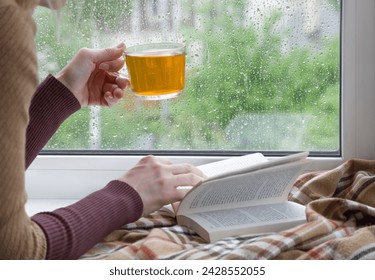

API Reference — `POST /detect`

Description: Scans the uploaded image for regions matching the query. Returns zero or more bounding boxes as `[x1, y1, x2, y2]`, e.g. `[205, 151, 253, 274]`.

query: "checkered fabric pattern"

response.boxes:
[81, 158, 375, 260]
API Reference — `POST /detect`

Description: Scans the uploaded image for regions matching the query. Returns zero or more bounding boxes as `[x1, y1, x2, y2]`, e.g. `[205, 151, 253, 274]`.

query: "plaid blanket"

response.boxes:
[81, 158, 375, 260]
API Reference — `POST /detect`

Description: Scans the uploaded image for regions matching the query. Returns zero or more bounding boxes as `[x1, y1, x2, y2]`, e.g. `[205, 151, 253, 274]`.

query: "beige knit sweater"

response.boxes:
[0, 0, 48, 259]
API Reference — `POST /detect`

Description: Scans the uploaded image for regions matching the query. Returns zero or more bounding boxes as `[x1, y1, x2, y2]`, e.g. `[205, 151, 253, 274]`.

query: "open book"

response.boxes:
[161, 152, 310, 242]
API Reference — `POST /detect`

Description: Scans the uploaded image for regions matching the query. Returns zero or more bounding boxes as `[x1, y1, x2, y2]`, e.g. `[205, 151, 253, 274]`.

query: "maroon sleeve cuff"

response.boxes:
[31, 180, 143, 259]
[25, 75, 81, 168]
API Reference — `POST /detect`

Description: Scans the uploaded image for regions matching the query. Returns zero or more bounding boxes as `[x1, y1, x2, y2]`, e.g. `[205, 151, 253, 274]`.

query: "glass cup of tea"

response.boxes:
[124, 42, 186, 100]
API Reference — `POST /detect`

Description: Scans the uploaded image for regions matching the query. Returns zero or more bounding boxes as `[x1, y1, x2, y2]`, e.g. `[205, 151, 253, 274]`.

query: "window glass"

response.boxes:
[34, 0, 340, 154]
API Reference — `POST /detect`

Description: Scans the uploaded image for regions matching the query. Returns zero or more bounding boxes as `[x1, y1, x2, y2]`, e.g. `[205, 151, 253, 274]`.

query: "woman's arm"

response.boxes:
[32, 180, 143, 259]
[25, 75, 144, 259]
[25, 75, 81, 168]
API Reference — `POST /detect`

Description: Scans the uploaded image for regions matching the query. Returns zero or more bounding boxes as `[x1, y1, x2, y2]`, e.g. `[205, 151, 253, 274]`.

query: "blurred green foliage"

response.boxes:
[35, 0, 340, 152]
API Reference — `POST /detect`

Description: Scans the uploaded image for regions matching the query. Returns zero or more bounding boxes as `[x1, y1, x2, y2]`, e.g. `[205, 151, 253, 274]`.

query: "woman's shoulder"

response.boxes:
[0, 0, 39, 103]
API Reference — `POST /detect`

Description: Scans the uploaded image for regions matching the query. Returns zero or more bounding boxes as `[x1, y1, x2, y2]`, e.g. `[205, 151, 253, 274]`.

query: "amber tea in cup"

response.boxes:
[125, 43, 186, 100]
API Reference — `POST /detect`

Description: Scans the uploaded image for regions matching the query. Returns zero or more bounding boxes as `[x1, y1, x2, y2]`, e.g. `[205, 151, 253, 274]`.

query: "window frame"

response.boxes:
[26, 0, 375, 200]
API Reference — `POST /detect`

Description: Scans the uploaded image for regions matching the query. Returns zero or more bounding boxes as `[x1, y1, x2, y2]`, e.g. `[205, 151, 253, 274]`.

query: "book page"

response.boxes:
[178, 160, 309, 215]
[197, 153, 268, 180]
[184, 202, 305, 229]
[177, 201, 306, 242]
[198, 151, 308, 181]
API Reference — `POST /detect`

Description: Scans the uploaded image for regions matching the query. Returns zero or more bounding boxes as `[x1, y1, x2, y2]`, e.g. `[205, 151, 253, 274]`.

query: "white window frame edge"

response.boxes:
[342, 0, 375, 160]
[26, 0, 375, 203]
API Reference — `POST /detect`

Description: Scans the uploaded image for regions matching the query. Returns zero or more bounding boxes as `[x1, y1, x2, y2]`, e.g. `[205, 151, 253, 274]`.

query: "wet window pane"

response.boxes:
[34, 0, 340, 154]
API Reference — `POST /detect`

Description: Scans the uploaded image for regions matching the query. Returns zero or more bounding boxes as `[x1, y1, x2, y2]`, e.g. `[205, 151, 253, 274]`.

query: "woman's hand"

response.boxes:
[56, 43, 130, 107]
[118, 155, 207, 216]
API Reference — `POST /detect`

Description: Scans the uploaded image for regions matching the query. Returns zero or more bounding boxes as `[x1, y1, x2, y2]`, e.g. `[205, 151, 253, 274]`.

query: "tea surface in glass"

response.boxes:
[125, 43, 186, 100]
